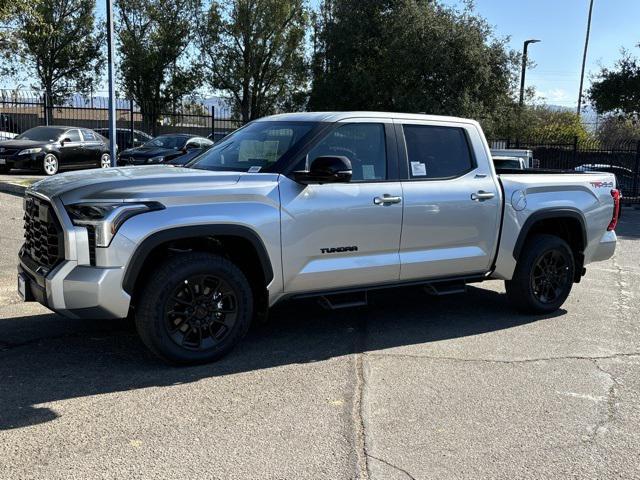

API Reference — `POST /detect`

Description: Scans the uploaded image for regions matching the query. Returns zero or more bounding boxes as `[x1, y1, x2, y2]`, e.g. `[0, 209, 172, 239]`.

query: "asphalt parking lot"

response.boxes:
[0, 190, 639, 480]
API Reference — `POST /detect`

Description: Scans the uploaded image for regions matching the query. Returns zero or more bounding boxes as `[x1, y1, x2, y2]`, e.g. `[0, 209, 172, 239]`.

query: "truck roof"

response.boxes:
[258, 111, 479, 125]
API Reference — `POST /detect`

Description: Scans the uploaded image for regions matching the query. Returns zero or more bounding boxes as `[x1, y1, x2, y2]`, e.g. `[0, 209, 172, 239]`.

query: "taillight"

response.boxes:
[608, 189, 621, 231]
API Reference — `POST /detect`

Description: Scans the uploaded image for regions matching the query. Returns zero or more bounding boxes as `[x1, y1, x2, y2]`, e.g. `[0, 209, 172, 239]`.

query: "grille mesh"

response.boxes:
[23, 196, 64, 270]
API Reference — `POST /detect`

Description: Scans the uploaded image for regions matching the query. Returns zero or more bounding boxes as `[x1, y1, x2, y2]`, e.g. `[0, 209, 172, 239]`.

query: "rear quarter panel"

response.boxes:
[493, 172, 616, 280]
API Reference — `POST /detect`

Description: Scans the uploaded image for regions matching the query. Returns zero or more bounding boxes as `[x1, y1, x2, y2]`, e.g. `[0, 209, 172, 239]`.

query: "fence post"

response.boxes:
[633, 140, 640, 200]
[572, 136, 578, 170]
[42, 94, 49, 126]
[211, 106, 215, 138]
[129, 99, 134, 146]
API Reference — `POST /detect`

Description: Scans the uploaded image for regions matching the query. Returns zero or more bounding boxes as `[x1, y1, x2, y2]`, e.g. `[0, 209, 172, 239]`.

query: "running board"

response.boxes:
[318, 291, 368, 310]
[423, 280, 467, 296]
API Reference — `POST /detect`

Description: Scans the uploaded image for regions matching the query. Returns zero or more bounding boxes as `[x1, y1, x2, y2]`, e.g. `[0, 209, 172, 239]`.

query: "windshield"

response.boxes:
[144, 135, 189, 149]
[16, 127, 64, 142]
[188, 121, 315, 172]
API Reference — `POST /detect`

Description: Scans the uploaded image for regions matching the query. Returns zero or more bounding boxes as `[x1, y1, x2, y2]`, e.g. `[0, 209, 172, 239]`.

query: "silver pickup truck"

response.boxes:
[17, 112, 620, 364]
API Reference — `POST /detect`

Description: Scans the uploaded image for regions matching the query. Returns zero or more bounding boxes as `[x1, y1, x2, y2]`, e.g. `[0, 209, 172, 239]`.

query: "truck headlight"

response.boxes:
[148, 156, 164, 163]
[65, 202, 164, 247]
[18, 147, 42, 155]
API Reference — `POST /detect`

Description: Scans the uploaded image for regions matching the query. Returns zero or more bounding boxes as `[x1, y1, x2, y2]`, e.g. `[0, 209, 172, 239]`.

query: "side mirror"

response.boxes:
[60, 137, 72, 146]
[293, 156, 352, 184]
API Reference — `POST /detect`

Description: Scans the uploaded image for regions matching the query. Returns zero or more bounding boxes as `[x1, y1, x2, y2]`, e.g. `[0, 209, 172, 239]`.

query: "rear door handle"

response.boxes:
[470, 191, 495, 201]
[374, 194, 402, 205]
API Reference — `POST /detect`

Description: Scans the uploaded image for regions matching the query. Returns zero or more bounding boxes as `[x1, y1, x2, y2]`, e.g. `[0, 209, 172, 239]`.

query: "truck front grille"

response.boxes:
[86, 225, 96, 266]
[23, 195, 64, 271]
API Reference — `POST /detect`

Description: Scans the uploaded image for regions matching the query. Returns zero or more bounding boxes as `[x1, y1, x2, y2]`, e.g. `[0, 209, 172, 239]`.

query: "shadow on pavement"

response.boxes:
[0, 285, 564, 430]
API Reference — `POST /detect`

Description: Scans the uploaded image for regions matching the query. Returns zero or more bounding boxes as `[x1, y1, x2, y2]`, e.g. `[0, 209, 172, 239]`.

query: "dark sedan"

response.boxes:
[117, 134, 213, 166]
[0, 126, 112, 175]
[93, 128, 152, 151]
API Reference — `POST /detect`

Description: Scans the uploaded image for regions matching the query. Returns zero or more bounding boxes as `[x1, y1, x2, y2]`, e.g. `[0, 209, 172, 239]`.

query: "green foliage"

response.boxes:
[5, 0, 102, 102]
[589, 48, 640, 116]
[199, 0, 308, 122]
[309, 0, 519, 133]
[595, 115, 640, 145]
[501, 105, 592, 144]
[116, 0, 202, 127]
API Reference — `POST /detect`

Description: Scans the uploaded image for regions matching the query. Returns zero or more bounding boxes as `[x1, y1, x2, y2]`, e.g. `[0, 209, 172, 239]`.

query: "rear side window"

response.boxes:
[82, 130, 96, 141]
[402, 125, 474, 179]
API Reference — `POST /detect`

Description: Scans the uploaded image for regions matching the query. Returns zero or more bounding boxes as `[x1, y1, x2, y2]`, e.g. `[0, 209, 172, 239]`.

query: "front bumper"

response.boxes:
[0, 153, 43, 170]
[19, 255, 131, 320]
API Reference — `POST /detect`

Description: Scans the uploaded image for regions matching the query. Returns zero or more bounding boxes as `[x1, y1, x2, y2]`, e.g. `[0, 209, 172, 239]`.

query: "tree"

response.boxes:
[199, 0, 308, 123]
[309, 0, 519, 135]
[589, 48, 640, 116]
[6, 0, 102, 104]
[116, 0, 202, 132]
[595, 115, 640, 145]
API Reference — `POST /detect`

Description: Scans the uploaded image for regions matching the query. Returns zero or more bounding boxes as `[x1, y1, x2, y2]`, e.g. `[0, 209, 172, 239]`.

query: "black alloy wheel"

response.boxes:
[165, 274, 238, 351]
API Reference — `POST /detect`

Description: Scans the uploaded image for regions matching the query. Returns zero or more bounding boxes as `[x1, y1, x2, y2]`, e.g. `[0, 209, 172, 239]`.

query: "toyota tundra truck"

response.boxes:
[17, 112, 620, 364]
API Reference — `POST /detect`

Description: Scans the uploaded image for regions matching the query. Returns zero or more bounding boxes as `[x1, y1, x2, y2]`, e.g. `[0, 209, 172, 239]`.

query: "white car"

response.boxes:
[0, 131, 17, 140]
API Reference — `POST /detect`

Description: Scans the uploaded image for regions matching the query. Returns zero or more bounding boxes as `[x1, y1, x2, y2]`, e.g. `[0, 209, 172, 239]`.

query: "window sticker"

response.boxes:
[248, 166, 262, 173]
[362, 164, 376, 180]
[411, 161, 427, 176]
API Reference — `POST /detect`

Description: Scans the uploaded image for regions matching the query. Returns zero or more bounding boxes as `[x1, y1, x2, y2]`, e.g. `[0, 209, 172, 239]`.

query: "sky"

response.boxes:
[442, 0, 640, 108]
[18, 0, 640, 108]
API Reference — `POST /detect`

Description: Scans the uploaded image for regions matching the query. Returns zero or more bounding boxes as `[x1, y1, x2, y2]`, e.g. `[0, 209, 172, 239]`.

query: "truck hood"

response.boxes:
[28, 165, 244, 204]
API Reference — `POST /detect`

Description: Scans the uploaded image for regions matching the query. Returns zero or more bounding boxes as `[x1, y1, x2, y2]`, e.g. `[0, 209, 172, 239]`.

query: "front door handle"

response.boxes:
[374, 194, 402, 205]
[470, 191, 495, 201]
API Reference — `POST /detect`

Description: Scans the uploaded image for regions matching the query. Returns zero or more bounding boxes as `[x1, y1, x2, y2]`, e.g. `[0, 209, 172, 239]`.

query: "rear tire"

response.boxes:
[505, 234, 575, 314]
[135, 252, 253, 365]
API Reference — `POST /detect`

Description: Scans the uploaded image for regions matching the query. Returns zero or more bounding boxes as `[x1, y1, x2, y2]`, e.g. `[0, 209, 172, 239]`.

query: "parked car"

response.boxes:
[167, 144, 212, 166]
[492, 155, 526, 170]
[0, 131, 17, 140]
[17, 112, 620, 364]
[575, 164, 634, 195]
[93, 127, 152, 151]
[207, 130, 235, 142]
[0, 126, 112, 175]
[117, 134, 213, 166]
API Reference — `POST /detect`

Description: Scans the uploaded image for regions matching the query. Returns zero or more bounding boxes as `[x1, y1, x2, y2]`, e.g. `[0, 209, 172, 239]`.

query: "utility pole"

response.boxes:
[577, 0, 595, 116]
[519, 39, 541, 107]
[106, 0, 117, 166]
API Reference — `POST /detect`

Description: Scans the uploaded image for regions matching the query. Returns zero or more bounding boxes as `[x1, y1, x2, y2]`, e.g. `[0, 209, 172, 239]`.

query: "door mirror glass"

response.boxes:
[61, 137, 72, 145]
[293, 156, 352, 184]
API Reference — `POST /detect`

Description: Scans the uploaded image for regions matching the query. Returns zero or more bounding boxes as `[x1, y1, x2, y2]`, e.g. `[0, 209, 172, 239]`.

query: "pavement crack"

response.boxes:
[366, 454, 416, 480]
[586, 359, 621, 444]
[365, 352, 640, 365]
[353, 352, 369, 479]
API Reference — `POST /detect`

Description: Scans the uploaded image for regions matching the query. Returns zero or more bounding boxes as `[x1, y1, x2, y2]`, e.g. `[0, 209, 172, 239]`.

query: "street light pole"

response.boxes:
[106, 0, 117, 167]
[577, 0, 595, 117]
[519, 39, 541, 108]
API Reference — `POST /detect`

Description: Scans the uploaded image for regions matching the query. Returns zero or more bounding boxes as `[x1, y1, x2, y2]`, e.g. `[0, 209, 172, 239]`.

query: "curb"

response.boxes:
[0, 181, 27, 196]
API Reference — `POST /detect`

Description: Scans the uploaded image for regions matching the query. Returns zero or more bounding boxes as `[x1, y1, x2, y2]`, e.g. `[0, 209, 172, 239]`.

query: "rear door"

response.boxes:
[279, 119, 404, 293]
[81, 129, 102, 165]
[396, 120, 501, 281]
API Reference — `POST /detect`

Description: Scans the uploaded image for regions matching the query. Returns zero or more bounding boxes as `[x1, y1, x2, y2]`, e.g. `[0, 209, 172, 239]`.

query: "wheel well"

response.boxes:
[515, 215, 586, 281]
[129, 235, 268, 308]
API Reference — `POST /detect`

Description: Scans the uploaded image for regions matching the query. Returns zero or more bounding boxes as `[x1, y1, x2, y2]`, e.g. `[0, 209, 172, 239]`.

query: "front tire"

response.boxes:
[135, 252, 253, 365]
[42, 153, 59, 175]
[505, 234, 575, 314]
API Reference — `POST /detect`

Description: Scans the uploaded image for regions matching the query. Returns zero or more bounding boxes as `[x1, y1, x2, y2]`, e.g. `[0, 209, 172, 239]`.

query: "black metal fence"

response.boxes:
[0, 91, 243, 142]
[490, 138, 640, 203]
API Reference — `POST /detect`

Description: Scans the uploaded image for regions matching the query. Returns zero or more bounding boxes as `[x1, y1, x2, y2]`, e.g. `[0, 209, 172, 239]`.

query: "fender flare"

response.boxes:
[122, 224, 274, 295]
[513, 208, 587, 260]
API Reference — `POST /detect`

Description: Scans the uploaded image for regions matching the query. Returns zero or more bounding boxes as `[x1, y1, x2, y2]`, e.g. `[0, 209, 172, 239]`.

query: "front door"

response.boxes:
[279, 120, 404, 294]
[396, 120, 502, 281]
[59, 129, 84, 168]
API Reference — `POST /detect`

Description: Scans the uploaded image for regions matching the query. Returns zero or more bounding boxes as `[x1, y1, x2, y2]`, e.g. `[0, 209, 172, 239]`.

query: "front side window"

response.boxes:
[306, 123, 387, 181]
[65, 129, 82, 142]
[188, 121, 314, 172]
[403, 125, 474, 179]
